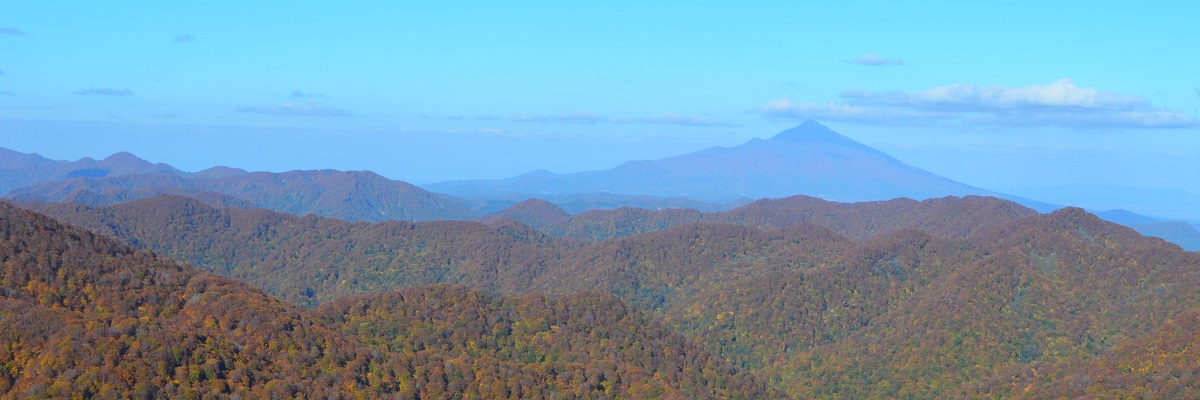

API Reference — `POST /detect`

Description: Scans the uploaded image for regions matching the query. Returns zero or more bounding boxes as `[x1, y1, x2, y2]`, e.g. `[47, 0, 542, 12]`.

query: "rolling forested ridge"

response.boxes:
[11, 193, 1200, 398]
[0, 201, 776, 398]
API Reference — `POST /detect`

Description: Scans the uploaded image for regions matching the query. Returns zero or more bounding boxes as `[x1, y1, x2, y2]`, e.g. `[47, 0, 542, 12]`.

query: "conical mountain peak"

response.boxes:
[770, 120, 851, 143]
[764, 120, 895, 161]
[102, 151, 148, 165]
[427, 123, 989, 203]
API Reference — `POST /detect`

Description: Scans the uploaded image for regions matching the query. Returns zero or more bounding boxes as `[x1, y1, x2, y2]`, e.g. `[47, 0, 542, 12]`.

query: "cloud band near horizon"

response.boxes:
[759, 79, 1197, 129]
[504, 112, 739, 127]
[849, 54, 904, 66]
[235, 103, 353, 117]
[74, 88, 133, 97]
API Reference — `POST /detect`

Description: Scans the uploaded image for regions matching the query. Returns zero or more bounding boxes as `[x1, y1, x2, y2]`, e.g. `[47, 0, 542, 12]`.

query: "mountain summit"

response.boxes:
[773, 120, 874, 146]
[428, 121, 992, 202]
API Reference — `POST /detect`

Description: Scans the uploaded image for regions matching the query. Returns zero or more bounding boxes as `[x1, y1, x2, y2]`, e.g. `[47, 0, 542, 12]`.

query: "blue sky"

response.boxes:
[2, 2, 1198, 216]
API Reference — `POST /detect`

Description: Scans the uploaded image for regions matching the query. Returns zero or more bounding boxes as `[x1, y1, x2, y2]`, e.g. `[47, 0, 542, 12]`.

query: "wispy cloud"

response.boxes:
[173, 34, 195, 43]
[0, 69, 5, 75]
[509, 112, 625, 124]
[849, 54, 904, 66]
[0, 90, 15, 96]
[74, 87, 134, 97]
[637, 113, 740, 127]
[505, 111, 737, 127]
[760, 99, 950, 124]
[1194, 87, 1200, 97]
[0, 27, 24, 36]
[289, 90, 328, 99]
[759, 79, 1198, 129]
[155, 113, 183, 119]
[235, 103, 353, 117]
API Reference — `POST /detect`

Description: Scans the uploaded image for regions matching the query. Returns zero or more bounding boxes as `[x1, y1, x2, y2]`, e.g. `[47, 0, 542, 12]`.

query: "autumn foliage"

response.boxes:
[15, 194, 1200, 398]
[0, 202, 776, 398]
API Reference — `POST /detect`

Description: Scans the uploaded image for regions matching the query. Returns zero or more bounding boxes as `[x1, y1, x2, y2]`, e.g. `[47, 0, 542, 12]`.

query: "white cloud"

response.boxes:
[849, 54, 904, 66]
[235, 103, 353, 117]
[173, 34, 195, 43]
[760, 79, 1197, 129]
[908, 79, 1146, 110]
[0, 27, 24, 36]
[760, 99, 950, 124]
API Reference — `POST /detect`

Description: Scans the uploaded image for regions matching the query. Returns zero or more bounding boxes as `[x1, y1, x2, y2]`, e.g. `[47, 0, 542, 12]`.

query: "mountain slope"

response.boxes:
[26, 195, 1200, 397]
[428, 120, 993, 202]
[1097, 209, 1200, 251]
[6, 166, 478, 222]
[316, 285, 781, 399]
[27, 195, 568, 307]
[543, 194, 1037, 242]
[778, 208, 1200, 398]
[1123, 221, 1200, 251]
[0, 201, 775, 398]
[475, 198, 571, 229]
[0, 148, 184, 195]
[0, 201, 406, 398]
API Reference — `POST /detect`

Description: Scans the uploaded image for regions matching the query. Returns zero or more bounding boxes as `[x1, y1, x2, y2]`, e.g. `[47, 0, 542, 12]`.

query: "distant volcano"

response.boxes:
[427, 120, 993, 202]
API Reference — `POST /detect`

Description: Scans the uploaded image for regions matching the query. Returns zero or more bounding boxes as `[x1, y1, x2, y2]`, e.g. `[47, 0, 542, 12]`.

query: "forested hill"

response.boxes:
[6, 168, 477, 223]
[0, 148, 184, 195]
[28, 195, 576, 307]
[0, 148, 477, 222]
[315, 285, 778, 399]
[474, 198, 571, 229]
[532, 194, 1038, 241]
[0, 201, 399, 397]
[24, 194, 1200, 397]
[27, 194, 1035, 308]
[0, 201, 778, 398]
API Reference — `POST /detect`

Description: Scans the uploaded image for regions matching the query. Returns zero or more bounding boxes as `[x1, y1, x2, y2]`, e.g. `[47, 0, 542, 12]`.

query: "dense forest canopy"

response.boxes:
[17, 194, 1200, 397]
[0, 201, 777, 398]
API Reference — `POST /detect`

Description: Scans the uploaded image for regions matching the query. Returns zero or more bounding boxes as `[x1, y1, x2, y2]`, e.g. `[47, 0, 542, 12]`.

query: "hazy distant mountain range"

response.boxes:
[1, 155, 476, 222]
[1, 121, 1196, 249]
[428, 120, 995, 203]
[1007, 183, 1200, 221]
[1097, 209, 1200, 251]
[0, 147, 184, 194]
